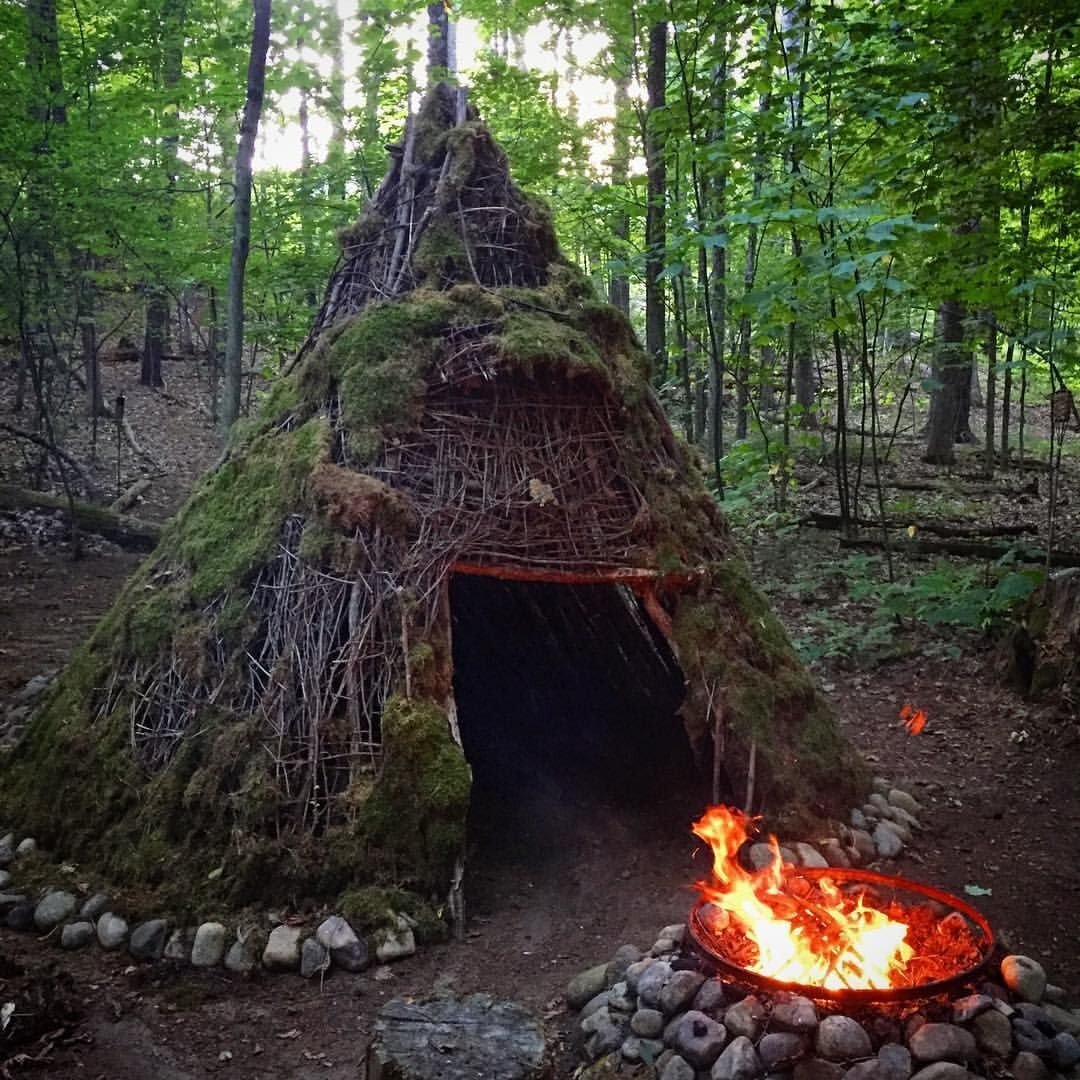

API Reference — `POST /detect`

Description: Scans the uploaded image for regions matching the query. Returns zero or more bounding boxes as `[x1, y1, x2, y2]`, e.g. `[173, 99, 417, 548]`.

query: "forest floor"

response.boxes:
[1, 359, 1078, 1078]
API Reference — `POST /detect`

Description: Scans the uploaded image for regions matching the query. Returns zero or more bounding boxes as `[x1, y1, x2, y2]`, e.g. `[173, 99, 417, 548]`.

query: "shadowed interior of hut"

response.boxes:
[449, 574, 704, 876]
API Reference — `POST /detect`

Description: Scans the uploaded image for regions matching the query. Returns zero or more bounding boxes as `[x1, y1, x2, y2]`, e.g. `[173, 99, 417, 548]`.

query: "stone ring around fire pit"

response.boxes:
[687, 867, 995, 1005]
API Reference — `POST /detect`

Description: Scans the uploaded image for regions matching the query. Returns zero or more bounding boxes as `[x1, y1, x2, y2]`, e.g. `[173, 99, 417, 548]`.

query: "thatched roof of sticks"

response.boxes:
[0, 85, 864, 918]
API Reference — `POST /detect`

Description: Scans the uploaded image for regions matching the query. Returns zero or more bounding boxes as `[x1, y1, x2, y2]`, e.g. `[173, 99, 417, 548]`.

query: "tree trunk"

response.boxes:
[222, 0, 272, 432]
[705, 39, 728, 480]
[924, 299, 972, 464]
[325, 7, 347, 202]
[643, 21, 667, 382]
[26, 0, 66, 126]
[982, 311, 996, 475]
[607, 59, 631, 318]
[427, 1, 452, 80]
[142, 0, 187, 388]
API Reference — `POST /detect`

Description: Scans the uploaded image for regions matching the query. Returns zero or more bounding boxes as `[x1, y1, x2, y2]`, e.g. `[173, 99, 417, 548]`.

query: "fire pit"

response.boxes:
[688, 806, 995, 1003]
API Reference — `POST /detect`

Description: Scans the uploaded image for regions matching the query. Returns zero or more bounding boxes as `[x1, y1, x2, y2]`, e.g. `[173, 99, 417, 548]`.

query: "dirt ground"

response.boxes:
[1, 360, 1078, 1077]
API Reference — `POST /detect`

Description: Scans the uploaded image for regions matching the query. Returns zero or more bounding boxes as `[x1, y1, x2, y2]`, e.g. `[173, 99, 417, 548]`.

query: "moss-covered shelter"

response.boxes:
[0, 84, 864, 924]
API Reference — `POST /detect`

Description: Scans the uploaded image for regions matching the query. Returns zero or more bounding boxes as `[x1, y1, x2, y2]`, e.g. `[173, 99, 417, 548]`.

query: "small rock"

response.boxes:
[694, 978, 726, 1015]
[869, 792, 893, 816]
[952, 995, 994, 1024]
[581, 992, 610, 1020]
[621, 1035, 643, 1062]
[607, 944, 643, 987]
[1009, 1050, 1049, 1080]
[971, 1010, 1012, 1057]
[659, 970, 706, 1015]
[850, 809, 869, 830]
[0, 844, 12, 868]
[631, 1008, 664, 1039]
[760, 1033, 806, 1071]
[872, 777, 891, 795]
[1042, 1004, 1080, 1037]
[793, 843, 829, 869]
[129, 918, 168, 962]
[164, 928, 193, 962]
[888, 789, 922, 815]
[33, 890, 77, 931]
[192, 922, 228, 967]
[625, 958, 657, 993]
[96, 912, 129, 950]
[794, 1059, 845, 1080]
[636, 960, 673, 1009]
[1011, 1019, 1052, 1057]
[877, 1043, 912, 1080]
[1015, 1003, 1055, 1033]
[8, 898, 36, 930]
[861, 804, 880, 823]
[1051, 1033, 1080, 1071]
[844, 1061, 880, 1080]
[876, 818, 911, 843]
[583, 1007, 629, 1060]
[908, 1024, 976, 1063]
[375, 915, 415, 963]
[748, 843, 781, 871]
[661, 1054, 697, 1080]
[779, 847, 799, 866]
[872, 822, 904, 858]
[772, 995, 819, 1034]
[79, 893, 110, 922]
[658, 923, 686, 946]
[724, 994, 767, 1040]
[301, 937, 329, 979]
[668, 1010, 728, 1070]
[262, 924, 303, 971]
[1001, 956, 1047, 1004]
[224, 929, 263, 973]
[15, 838, 36, 857]
[315, 915, 369, 973]
[711, 1035, 763, 1080]
[608, 980, 636, 1013]
[888, 806, 921, 832]
[60, 921, 95, 949]
[0, 871, 10, 890]
[850, 830, 876, 862]
[818, 840, 851, 868]
[816, 1016, 872, 1061]
[908, 1065, 972, 1080]
[1043, 985, 1069, 1007]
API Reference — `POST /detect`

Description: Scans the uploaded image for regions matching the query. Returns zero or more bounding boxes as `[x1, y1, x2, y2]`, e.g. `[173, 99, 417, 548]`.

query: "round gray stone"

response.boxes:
[661, 1054, 697, 1080]
[1009, 1051, 1049, 1080]
[711, 1035, 764, 1080]
[33, 890, 76, 931]
[607, 980, 635, 1013]
[724, 995, 767, 1040]
[1001, 956, 1047, 1004]
[0, 871, 10, 890]
[567, 963, 609, 1010]
[636, 960, 673, 1008]
[60, 921, 94, 949]
[818, 840, 851, 868]
[659, 970, 706, 1015]
[888, 790, 922, 815]
[694, 978, 726, 1016]
[872, 823, 903, 857]
[748, 843, 781, 871]
[1051, 1033, 1080, 1071]
[850, 809, 869, 830]
[224, 928, 263, 973]
[262, 924, 303, 971]
[878, 1042, 912, 1080]
[792, 843, 829, 869]
[795, 1059, 845, 1080]
[191, 922, 227, 967]
[15, 837, 36, 857]
[971, 1010, 1012, 1057]
[580, 992, 609, 1020]
[909, 1064, 972, 1080]
[668, 1010, 728, 1070]
[163, 928, 194, 962]
[1011, 1019, 1052, 1057]
[607, 944, 643, 987]
[772, 995, 819, 1034]
[79, 893, 110, 922]
[315, 914, 369, 973]
[760, 1032, 806, 1070]
[1043, 1004, 1080, 1037]
[301, 937, 329, 979]
[584, 1008, 630, 1060]
[816, 1016, 872, 1061]
[96, 912, 129, 949]
[129, 918, 168, 961]
[631, 1008, 664, 1039]
[375, 917, 416, 963]
[908, 1024, 977, 1063]
[952, 995, 994, 1024]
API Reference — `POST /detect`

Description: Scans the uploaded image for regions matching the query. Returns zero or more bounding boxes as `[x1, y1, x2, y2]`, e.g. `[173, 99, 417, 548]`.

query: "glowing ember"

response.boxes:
[692, 806, 914, 991]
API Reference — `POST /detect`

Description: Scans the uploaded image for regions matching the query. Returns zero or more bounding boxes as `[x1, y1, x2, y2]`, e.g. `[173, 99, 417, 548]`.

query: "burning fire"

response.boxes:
[693, 806, 914, 991]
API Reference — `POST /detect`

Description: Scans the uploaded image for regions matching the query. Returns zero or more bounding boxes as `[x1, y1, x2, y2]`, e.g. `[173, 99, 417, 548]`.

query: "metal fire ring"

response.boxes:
[687, 866, 996, 1004]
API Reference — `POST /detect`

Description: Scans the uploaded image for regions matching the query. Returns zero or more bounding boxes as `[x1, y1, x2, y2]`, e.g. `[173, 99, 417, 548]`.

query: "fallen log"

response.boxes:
[838, 534, 1080, 568]
[0, 483, 161, 553]
[802, 511, 1038, 539]
[110, 477, 152, 514]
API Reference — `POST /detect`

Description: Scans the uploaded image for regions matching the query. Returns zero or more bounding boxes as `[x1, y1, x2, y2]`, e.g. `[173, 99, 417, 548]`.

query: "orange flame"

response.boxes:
[900, 703, 927, 735]
[693, 806, 913, 991]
